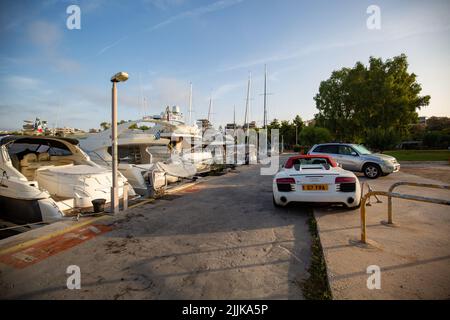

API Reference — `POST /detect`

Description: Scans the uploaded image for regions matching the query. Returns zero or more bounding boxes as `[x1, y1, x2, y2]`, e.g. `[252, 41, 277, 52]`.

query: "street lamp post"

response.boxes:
[110, 72, 129, 214]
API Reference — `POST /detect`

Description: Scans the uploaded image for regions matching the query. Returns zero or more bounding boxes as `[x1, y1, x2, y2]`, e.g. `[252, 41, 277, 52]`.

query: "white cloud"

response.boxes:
[97, 0, 245, 56]
[3, 75, 42, 91]
[28, 20, 61, 48]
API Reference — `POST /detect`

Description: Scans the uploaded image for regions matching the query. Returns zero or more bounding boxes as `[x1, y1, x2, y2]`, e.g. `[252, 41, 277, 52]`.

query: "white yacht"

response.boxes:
[147, 106, 214, 173]
[0, 135, 135, 224]
[79, 119, 198, 196]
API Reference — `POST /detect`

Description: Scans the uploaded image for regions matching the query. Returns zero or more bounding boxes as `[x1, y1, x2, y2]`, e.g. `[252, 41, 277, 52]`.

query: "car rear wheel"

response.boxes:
[273, 196, 282, 207]
[363, 163, 381, 179]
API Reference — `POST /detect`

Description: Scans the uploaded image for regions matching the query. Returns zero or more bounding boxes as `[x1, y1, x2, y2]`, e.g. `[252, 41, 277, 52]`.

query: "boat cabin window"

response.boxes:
[8, 141, 73, 159]
[7, 139, 75, 176]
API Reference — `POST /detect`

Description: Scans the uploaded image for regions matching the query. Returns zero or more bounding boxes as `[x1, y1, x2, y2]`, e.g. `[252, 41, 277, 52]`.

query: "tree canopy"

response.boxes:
[314, 54, 430, 147]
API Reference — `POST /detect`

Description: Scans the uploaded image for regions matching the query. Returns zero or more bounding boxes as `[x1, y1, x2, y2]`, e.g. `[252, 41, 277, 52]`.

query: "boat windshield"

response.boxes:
[351, 144, 372, 155]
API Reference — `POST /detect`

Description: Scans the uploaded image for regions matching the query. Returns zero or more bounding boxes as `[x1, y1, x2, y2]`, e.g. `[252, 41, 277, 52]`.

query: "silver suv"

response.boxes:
[308, 143, 400, 179]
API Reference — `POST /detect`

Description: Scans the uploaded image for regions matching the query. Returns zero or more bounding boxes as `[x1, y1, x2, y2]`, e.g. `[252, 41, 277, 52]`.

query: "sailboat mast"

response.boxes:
[208, 97, 213, 124]
[244, 72, 251, 132]
[263, 64, 267, 129]
[188, 82, 193, 125]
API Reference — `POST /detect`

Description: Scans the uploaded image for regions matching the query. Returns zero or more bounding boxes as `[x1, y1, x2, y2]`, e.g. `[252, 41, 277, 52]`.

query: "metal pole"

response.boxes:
[111, 81, 119, 214]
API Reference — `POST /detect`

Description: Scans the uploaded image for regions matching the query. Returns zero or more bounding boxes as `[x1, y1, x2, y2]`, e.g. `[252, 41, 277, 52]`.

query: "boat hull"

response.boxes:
[0, 195, 43, 224]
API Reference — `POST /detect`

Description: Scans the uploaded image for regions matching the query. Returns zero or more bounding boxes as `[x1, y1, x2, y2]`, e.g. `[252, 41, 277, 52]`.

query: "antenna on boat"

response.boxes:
[188, 82, 193, 125]
[139, 72, 145, 118]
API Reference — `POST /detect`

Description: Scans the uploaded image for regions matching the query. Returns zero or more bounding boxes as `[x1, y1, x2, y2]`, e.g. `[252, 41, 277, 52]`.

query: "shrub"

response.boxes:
[364, 128, 402, 152]
[423, 131, 450, 149]
[299, 127, 332, 147]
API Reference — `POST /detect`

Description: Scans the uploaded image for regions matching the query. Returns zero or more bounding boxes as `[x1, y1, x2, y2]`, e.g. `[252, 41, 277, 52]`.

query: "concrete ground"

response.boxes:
[0, 163, 311, 299]
[316, 171, 450, 299]
[399, 161, 450, 184]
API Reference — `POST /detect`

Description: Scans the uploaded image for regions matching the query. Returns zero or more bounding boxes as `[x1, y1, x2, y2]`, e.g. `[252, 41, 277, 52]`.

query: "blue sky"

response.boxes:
[0, 0, 449, 130]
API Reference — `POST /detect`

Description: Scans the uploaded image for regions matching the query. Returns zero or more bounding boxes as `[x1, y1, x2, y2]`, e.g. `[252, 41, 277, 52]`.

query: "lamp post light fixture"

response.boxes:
[110, 72, 129, 214]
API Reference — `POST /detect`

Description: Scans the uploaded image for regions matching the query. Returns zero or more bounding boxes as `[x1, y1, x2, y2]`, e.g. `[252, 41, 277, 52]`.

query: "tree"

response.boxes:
[364, 127, 401, 152]
[299, 127, 332, 147]
[314, 54, 430, 146]
[293, 115, 304, 145]
[128, 123, 138, 130]
[100, 122, 110, 131]
[268, 119, 281, 130]
[426, 117, 450, 132]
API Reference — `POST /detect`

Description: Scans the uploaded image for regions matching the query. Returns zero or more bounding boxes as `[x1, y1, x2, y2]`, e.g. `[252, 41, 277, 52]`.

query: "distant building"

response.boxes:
[418, 116, 427, 125]
[304, 119, 316, 127]
[53, 127, 85, 137]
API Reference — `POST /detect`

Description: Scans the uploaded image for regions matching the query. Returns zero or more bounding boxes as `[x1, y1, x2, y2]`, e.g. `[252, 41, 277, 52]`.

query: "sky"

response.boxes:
[0, 0, 449, 131]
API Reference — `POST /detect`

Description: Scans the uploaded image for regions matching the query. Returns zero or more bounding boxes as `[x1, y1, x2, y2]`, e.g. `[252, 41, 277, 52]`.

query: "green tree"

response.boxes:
[364, 128, 401, 152]
[100, 122, 110, 131]
[426, 117, 450, 132]
[299, 127, 332, 147]
[293, 115, 304, 145]
[314, 54, 430, 146]
[128, 123, 138, 130]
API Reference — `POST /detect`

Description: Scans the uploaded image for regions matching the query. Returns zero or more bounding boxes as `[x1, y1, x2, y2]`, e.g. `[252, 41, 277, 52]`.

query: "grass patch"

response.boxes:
[383, 150, 450, 161]
[300, 210, 332, 300]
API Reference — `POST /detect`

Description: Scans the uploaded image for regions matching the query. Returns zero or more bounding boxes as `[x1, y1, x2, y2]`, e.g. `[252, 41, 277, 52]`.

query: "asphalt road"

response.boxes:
[0, 162, 312, 299]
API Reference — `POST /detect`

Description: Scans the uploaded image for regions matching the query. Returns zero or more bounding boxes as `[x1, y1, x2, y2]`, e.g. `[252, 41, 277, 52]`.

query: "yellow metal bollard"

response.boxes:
[360, 184, 450, 244]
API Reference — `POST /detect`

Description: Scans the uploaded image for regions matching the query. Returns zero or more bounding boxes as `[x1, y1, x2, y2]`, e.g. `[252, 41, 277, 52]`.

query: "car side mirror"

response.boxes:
[351, 152, 358, 156]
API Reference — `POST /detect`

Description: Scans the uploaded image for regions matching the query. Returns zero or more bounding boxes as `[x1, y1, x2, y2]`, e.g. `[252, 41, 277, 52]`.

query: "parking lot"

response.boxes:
[0, 161, 312, 299]
[1, 155, 449, 300]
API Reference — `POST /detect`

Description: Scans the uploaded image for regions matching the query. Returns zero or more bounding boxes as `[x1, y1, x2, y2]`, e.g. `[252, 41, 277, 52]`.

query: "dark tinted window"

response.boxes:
[338, 145, 354, 155]
[314, 145, 338, 154]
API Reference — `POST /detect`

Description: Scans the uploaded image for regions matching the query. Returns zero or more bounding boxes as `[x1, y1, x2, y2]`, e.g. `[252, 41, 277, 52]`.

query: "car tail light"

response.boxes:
[335, 176, 356, 192]
[276, 177, 295, 184]
[335, 177, 356, 183]
[276, 177, 295, 192]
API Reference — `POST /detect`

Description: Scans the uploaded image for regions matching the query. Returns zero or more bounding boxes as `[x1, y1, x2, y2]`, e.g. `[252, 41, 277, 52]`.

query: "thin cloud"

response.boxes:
[96, 36, 129, 56]
[97, 0, 245, 56]
[220, 24, 450, 72]
[147, 0, 245, 31]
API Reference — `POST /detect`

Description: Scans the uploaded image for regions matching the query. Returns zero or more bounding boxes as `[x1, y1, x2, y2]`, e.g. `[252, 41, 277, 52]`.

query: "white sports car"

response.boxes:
[273, 155, 361, 208]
